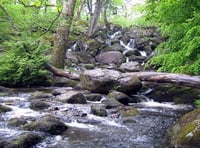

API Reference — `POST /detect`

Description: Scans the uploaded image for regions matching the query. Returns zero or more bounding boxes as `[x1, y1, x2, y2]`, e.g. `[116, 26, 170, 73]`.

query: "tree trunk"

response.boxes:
[51, 0, 76, 69]
[87, 0, 104, 37]
[76, 0, 85, 21]
[103, 0, 110, 30]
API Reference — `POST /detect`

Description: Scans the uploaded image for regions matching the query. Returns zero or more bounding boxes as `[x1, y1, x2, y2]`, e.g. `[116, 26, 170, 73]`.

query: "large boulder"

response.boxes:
[91, 104, 108, 117]
[168, 109, 200, 148]
[95, 51, 125, 65]
[6, 133, 44, 148]
[80, 69, 142, 94]
[23, 115, 68, 135]
[116, 73, 142, 94]
[80, 69, 120, 93]
[57, 90, 87, 104]
[108, 90, 130, 105]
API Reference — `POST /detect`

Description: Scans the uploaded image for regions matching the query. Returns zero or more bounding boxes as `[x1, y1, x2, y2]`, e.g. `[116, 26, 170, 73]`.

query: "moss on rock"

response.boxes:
[168, 109, 200, 147]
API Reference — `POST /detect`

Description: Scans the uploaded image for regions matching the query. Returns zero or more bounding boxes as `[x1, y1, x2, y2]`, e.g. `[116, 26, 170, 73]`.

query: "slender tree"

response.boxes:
[51, 0, 77, 68]
[87, 0, 104, 37]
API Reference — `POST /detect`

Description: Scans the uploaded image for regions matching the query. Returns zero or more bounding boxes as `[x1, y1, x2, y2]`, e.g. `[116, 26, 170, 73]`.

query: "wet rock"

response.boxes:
[8, 118, 28, 127]
[75, 51, 96, 64]
[29, 91, 53, 100]
[108, 90, 130, 105]
[30, 100, 50, 111]
[144, 83, 200, 104]
[7, 132, 44, 148]
[120, 61, 141, 72]
[57, 90, 87, 104]
[65, 50, 79, 64]
[116, 73, 142, 94]
[95, 51, 125, 65]
[91, 104, 107, 117]
[121, 107, 140, 117]
[101, 97, 123, 109]
[84, 93, 102, 102]
[80, 69, 120, 93]
[0, 104, 12, 113]
[23, 115, 68, 135]
[168, 109, 200, 147]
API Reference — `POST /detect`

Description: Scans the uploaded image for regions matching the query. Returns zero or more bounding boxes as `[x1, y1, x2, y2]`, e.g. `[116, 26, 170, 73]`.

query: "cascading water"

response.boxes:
[0, 88, 194, 148]
[120, 39, 147, 63]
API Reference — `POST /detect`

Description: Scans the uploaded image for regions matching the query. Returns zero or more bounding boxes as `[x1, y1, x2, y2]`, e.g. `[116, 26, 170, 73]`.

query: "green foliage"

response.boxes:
[0, 36, 50, 87]
[0, 2, 59, 87]
[195, 99, 200, 108]
[145, 0, 200, 75]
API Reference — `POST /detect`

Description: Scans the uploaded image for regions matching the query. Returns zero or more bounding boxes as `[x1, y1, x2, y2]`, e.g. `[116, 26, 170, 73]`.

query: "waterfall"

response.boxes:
[108, 31, 122, 39]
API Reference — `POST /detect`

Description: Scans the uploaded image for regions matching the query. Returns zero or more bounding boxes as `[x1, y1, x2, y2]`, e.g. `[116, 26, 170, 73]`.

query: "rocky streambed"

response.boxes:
[0, 84, 198, 148]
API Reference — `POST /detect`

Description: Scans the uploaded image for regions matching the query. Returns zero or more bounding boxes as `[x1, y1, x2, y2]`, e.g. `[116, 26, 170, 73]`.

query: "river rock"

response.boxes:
[0, 104, 12, 113]
[91, 104, 107, 117]
[121, 107, 140, 117]
[80, 69, 142, 94]
[168, 109, 200, 147]
[29, 91, 53, 100]
[116, 73, 142, 94]
[120, 61, 141, 72]
[101, 97, 123, 109]
[75, 51, 96, 64]
[23, 115, 68, 135]
[108, 90, 130, 105]
[57, 90, 87, 104]
[7, 132, 44, 148]
[8, 117, 28, 127]
[84, 93, 102, 102]
[30, 100, 50, 111]
[95, 51, 125, 65]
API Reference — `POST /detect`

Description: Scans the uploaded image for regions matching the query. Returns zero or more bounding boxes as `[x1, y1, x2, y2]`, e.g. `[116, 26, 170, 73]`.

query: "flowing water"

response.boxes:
[0, 88, 193, 148]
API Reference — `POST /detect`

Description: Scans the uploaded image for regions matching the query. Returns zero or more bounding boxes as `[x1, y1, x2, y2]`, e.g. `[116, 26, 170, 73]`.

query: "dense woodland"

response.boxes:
[0, 0, 199, 87]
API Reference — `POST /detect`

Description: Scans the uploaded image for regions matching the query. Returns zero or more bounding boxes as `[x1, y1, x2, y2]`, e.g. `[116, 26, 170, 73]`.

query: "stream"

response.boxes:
[0, 87, 193, 148]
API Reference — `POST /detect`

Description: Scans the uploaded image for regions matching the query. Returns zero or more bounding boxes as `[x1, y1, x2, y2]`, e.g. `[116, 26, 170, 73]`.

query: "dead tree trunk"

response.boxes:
[132, 72, 200, 89]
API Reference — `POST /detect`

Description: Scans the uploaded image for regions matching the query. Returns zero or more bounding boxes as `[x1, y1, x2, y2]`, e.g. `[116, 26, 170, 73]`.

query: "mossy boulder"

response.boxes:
[145, 83, 200, 104]
[121, 107, 140, 117]
[23, 115, 68, 135]
[116, 73, 142, 94]
[91, 104, 108, 117]
[7, 132, 44, 148]
[80, 69, 120, 93]
[28, 91, 53, 100]
[80, 69, 142, 94]
[108, 90, 130, 105]
[84, 93, 102, 102]
[57, 90, 87, 104]
[30, 100, 50, 111]
[0, 104, 12, 113]
[168, 109, 200, 147]
[8, 118, 28, 127]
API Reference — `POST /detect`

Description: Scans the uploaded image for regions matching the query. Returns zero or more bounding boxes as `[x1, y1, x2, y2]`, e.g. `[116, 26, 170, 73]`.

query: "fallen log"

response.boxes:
[45, 64, 200, 89]
[44, 63, 80, 81]
[131, 72, 200, 89]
